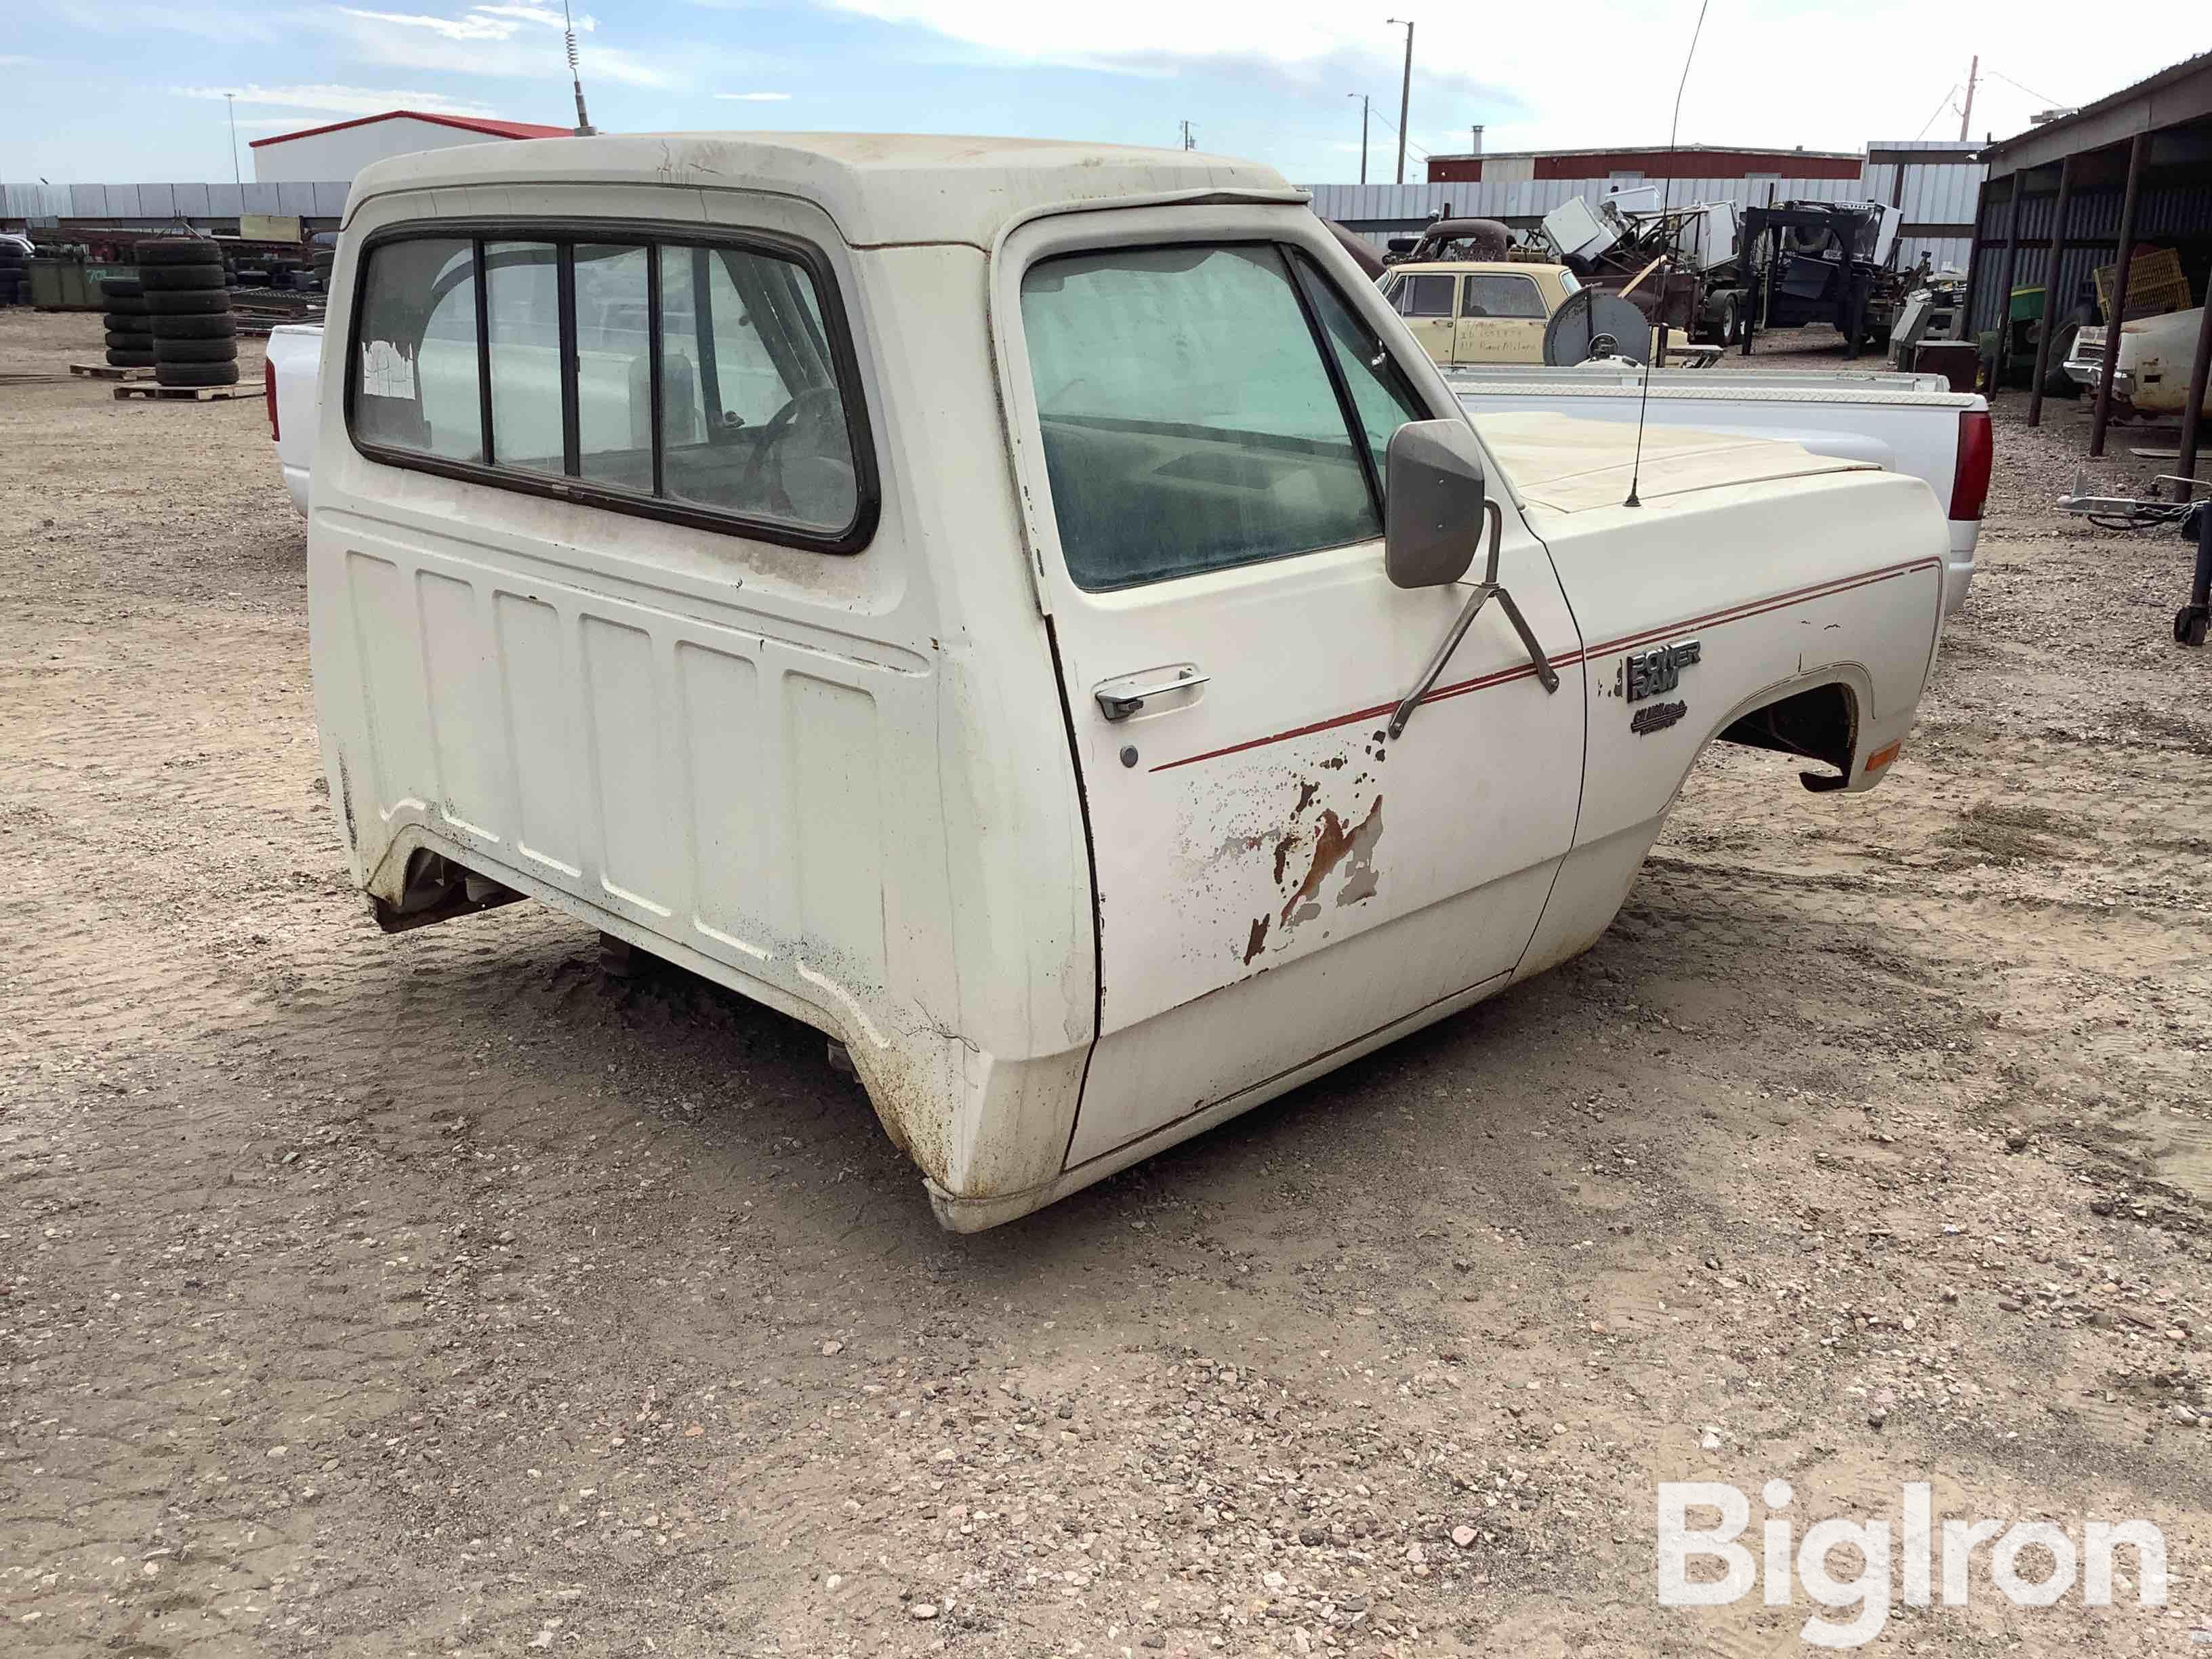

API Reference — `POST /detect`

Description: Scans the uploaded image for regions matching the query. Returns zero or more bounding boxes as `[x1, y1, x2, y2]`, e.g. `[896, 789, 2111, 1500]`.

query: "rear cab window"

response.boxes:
[1020, 242, 1426, 591]
[347, 224, 876, 551]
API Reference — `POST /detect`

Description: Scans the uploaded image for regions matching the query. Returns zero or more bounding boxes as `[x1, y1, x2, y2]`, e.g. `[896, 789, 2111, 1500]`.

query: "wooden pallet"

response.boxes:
[112, 382, 251, 403]
[70, 362, 155, 380]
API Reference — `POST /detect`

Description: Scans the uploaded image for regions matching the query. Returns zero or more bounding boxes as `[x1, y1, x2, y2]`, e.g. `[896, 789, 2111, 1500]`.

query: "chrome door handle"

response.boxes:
[1096, 669, 1210, 721]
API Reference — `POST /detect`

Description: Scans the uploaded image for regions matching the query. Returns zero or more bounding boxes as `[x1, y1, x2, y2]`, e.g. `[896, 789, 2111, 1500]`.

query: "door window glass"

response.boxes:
[1021, 244, 1380, 591]
[1293, 254, 1429, 485]
[352, 238, 480, 462]
[1390, 273, 1458, 318]
[1460, 274, 1548, 319]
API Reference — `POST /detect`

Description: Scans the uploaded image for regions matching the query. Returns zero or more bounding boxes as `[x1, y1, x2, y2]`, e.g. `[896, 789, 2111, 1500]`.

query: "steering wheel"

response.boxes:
[740, 386, 842, 516]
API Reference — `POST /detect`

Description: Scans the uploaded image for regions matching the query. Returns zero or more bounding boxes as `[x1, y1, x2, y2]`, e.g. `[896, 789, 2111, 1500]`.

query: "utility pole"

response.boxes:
[1347, 94, 1370, 184]
[1387, 18, 1414, 184]
[225, 92, 240, 186]
[1958, 54, 1978, 142]
[1179, 119, 1195, 151]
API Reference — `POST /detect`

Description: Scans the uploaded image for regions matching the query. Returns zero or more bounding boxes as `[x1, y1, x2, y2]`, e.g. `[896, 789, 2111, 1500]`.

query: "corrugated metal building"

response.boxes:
[1, 180, 354, 222]
[1306, 140, 1985, 274]
[7, 134, 1985, 280]
[1961, 49, 2212, 459]
[249, 112, 572, 184]
[1425, 142, 1864, 184]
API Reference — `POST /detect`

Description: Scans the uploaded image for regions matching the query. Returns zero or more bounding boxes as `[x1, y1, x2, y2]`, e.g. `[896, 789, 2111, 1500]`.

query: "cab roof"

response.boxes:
[345, 131, 1305, 249]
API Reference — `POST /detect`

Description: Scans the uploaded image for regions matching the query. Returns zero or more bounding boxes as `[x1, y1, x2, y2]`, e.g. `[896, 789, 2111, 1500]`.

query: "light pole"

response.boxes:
[1347, 93, 1370, 184]
[225, 91, 241, 186]
[1385, 18, 1414, 184]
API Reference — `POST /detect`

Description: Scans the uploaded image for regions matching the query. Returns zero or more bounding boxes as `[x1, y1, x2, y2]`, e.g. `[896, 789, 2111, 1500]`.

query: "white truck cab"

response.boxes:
[309, 134, 1948, 1229]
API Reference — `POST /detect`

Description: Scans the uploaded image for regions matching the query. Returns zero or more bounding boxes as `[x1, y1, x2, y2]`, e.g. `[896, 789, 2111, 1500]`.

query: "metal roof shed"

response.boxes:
[1965, 50, 2212, 478]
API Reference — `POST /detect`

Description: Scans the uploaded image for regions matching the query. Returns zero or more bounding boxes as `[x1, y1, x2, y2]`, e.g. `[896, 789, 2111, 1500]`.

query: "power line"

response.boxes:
[1363, 106, 1429, 161]
[1913, 83, 1961, 142]
[1982, 65, 2064, 107]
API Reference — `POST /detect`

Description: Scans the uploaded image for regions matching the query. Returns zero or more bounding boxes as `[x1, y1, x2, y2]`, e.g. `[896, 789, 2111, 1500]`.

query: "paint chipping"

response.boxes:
[1279, 796, 1384, 929]
[1335, 800, 1385, 907]
[1271, 832, 1298, 885]
[1243, 914, 1270, 965]
[1294, 780, 1317, 816]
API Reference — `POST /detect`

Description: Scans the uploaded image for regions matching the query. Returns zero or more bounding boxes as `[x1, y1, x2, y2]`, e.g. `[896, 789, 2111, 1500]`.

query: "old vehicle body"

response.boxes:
[308, 134, 1949, 1231]
[266, 323, 321, 514]
[2066, 308, 2212, 419]
[1544, 192, 1747, 347]
[1380, 260, 1580, 366]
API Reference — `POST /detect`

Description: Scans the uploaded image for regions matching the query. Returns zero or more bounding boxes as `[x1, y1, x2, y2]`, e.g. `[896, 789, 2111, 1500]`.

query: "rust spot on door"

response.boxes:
[1294, 779, 1317, 816]
[1279, 796, 1384, 930]
[1271, 832, 1298, 885]
[1243, 914, 1271, 964]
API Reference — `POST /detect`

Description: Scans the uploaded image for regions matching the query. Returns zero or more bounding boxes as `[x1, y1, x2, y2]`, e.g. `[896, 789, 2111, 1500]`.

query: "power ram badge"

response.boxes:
[1618, 639, 1700, 736]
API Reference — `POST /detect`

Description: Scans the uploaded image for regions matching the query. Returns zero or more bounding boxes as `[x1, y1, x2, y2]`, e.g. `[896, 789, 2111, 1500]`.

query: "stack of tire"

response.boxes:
[138, 239, 239, 390]
[101, 277, 154, 370]
[0, 239, 26, 307]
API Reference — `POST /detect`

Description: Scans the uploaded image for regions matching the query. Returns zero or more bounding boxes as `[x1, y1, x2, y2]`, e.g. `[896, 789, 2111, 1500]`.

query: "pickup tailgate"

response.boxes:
[267, 324, 323, 516]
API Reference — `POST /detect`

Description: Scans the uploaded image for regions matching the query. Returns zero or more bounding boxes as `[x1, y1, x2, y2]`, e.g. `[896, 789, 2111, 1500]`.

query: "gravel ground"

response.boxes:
[1, 304, 2207, 1659]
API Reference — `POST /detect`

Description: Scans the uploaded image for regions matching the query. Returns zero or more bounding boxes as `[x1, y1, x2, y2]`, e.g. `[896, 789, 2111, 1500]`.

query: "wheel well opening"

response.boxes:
[1716, 681, 1857, 787]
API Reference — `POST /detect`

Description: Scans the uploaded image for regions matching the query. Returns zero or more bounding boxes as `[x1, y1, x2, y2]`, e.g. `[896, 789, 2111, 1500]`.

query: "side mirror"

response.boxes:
[1383, 419, 1487, 588]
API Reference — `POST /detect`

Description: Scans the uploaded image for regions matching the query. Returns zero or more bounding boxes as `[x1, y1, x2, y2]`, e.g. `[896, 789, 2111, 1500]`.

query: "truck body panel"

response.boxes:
[304, 134, 1950, 1229]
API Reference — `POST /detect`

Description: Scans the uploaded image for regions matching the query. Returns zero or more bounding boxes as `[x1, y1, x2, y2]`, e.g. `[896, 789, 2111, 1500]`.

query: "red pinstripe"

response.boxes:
[1147, 555, 1941, 773]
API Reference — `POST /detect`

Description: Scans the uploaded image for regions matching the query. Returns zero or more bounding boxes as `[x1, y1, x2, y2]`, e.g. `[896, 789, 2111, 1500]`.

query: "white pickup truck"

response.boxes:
[1448, 363, 1989, 617]
[266, 324, 322, 513]
[304, 133, 1952, 1231]
[270, 294, 1994, 623]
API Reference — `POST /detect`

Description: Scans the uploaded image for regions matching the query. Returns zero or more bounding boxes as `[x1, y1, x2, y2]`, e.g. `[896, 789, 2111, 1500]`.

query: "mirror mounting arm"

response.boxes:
[1387, 499, 1561, 740]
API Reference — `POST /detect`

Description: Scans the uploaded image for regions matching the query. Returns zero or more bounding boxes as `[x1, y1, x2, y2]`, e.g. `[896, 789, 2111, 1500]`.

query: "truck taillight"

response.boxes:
[1949, 408, 1991, 522]
[265, 357, 279, 443]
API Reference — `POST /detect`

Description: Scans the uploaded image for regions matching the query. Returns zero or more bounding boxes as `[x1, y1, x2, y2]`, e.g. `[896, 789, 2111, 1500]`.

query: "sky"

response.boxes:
[2, 1, 2206, 186]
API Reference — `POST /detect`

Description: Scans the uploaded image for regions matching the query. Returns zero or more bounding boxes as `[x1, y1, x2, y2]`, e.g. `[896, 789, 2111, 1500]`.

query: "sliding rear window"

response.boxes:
[346, 226, 875, 552]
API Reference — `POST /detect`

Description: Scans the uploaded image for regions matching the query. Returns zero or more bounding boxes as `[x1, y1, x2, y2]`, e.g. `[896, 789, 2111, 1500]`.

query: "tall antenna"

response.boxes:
[1179, 119, 1196, 151]
[562, 0, 596, 136]
[1624, 0, 1711, 508]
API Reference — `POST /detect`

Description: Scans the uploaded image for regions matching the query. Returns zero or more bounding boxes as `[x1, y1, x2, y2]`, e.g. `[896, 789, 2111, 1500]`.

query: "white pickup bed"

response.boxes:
[1450, 364, 1989, 616]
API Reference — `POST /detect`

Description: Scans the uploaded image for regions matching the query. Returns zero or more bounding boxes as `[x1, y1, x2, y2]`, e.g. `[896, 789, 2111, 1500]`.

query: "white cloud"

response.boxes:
[340, 7, 546, 42]
[714, 91, 792, 101]
[327, 5, 677, 87]
[472, 3, 596, 27]
[803, 0, 2206, 155]
[171, 83, 499, 118]
[56, 0, 277, 43]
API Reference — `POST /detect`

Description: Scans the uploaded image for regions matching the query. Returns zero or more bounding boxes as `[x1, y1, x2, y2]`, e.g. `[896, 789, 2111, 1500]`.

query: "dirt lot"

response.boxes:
[1, 307, 2207, 1659]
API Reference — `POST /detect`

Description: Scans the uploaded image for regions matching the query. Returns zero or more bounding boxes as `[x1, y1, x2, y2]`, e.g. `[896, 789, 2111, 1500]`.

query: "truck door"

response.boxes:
[1000, 220, 1586, 1167]
[1453, 272, 1551, 364]
[1386, 271, 1460, 367]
